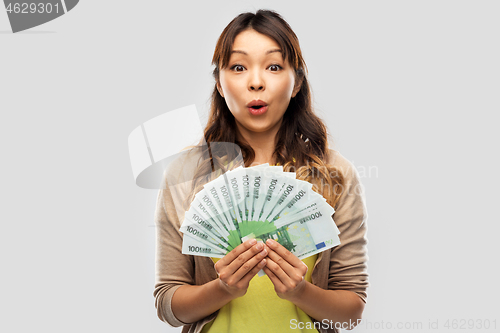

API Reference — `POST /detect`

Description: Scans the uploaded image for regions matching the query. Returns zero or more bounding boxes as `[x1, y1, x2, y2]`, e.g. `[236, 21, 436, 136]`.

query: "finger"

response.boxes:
[265, 246, 297, 278]
[265, 258, 305, 292]
[215, 238, 257, 271]
[264, 257, 290, 285]
[220, 243, 266, 280]
[262, 265, 286, 290]
[229, 247, 268, 282]
[239, 258, 267, 285]
[265, 239, 307, 273]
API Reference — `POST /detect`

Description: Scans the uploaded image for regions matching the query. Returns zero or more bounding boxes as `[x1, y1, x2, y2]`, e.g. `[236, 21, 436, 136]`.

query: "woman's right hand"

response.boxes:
[214, 238, 268, 299]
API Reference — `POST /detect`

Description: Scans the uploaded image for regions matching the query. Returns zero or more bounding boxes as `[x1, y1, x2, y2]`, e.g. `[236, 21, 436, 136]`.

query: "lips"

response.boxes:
[247, 100, 268, 116]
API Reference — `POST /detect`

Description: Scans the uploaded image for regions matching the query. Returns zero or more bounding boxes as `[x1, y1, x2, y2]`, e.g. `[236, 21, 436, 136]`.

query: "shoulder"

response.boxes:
[162, 143, 243, 188]
[326, 149, 360, 183]
[161, 146, 207, 188]
[326, 149, 366, 216]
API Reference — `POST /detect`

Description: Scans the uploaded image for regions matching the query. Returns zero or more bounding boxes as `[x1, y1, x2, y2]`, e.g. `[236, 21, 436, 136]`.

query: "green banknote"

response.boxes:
[181, 164, 341, 260]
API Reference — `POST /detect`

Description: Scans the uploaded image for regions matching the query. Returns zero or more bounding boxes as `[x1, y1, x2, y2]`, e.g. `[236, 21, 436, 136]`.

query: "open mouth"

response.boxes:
[247, 104, 268, 115]
[247, 100, 268, 115]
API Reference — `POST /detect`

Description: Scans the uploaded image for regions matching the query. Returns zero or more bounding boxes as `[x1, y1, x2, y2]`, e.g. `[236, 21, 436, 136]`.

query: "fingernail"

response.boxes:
[266, 239, 275, 246]
[249, 239, 257, 245]
[261, 249, 267, 256]
[256, 243, 263, 250]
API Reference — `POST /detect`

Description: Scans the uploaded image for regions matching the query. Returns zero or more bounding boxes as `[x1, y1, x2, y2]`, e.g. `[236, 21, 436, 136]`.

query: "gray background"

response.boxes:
[1, 1, 499, 332]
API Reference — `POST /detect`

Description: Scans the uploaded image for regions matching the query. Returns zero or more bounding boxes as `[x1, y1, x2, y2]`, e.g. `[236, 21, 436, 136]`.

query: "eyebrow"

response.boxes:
[230, 48, 282, 55]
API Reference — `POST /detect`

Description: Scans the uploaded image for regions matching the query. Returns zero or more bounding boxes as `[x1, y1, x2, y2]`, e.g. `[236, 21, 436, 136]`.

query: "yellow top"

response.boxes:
[201, 254, 319, 333]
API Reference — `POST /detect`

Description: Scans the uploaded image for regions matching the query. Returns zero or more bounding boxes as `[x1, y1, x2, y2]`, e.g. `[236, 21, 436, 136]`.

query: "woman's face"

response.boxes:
[217, 29, 299, 138]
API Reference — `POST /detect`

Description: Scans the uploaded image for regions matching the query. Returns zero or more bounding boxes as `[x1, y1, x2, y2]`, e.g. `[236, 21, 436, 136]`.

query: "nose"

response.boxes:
[248, 70, 265, 91]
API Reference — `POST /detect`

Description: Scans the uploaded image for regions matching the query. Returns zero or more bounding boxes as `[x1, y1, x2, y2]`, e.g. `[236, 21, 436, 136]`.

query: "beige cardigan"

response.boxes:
[153, 149, 369, 333]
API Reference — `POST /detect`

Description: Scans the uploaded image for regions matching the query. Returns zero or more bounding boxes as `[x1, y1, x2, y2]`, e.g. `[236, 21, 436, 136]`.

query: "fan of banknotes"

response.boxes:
[180, 164, 341, 260]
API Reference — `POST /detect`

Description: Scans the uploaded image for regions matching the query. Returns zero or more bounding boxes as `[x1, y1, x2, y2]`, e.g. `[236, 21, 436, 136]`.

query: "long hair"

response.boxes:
[188, 10, 344, 209]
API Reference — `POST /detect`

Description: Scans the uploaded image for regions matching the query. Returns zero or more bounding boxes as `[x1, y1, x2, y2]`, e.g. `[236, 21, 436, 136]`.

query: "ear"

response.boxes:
[291, 77, 302, 98]
[216, 82, 224, 98]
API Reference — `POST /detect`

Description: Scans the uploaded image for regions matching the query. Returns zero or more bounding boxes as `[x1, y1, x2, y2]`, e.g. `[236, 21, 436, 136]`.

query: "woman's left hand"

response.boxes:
[262, 239, 309, 302]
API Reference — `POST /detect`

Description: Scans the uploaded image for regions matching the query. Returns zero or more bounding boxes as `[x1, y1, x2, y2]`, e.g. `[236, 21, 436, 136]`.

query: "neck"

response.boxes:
[235, 124, 279, 166]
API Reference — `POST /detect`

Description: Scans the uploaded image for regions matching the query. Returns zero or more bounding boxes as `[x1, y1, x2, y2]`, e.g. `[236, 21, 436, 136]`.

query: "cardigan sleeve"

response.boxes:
[152, 147, 230, 331]
[152, 177, 195, 327]
[328, 151, 369, 303]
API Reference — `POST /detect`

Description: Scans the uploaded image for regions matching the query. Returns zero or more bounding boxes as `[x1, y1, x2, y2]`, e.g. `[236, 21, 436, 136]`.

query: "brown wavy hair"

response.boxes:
[188, 9, 344, 209]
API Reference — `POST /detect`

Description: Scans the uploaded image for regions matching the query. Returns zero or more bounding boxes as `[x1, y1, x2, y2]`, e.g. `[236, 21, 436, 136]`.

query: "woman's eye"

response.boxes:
[268, 64, 282, 71]
[231, 65, 245, 72]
